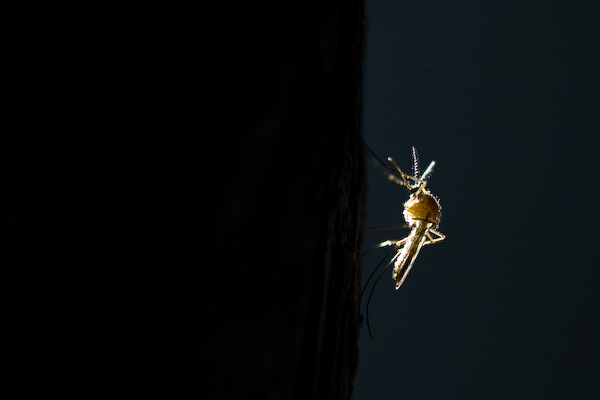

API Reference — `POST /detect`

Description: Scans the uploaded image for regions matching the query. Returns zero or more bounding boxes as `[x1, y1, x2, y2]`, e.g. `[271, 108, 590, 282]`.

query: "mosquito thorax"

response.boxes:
[403, 191, 440, 225]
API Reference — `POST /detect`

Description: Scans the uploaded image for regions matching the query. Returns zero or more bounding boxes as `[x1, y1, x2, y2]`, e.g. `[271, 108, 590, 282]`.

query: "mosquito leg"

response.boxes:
[412, 182, 428, 197]
[386, 174, 408, 187]
[360, 246, 399, 307]
[423, 229, 445, 245]
[356, 135, 415, 187]
[365, 261, 394, 341]
[429, 229, 445, 241]
[377, 236, 410, 249]
[387, 157, 411, 188]
[388, 156, 428, 192]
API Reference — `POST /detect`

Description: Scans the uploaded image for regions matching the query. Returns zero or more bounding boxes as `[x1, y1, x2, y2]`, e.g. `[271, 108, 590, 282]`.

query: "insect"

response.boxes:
[359, 139, 445, 339]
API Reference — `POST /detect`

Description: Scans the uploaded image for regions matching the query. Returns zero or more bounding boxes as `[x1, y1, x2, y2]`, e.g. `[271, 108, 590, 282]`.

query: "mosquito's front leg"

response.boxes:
[387, 156, 427, 191]
[386, 174, 408, 187]
[386, 157, 412, 188]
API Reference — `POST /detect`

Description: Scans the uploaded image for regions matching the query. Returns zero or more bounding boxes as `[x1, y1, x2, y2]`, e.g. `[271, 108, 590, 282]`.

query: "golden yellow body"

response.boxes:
[361, 145, 446, 339]
[381, 153, 445, 290]
[403, 191, 441, 225]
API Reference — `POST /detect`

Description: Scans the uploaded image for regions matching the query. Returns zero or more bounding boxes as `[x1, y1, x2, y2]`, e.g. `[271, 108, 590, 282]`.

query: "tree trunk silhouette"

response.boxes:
[4, 1, 364, 399]
[177, 2, 366, 398]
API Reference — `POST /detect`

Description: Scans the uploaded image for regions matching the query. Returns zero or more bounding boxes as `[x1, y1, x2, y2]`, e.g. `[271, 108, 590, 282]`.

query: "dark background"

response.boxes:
[354, 0, 600, 399]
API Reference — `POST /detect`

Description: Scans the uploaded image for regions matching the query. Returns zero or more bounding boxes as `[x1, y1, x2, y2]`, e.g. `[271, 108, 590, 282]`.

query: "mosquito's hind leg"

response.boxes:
[423, 229, 445, 245]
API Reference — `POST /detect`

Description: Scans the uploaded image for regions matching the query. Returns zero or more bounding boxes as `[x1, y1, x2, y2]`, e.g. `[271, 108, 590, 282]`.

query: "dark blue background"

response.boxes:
[354, 1, 600, 398]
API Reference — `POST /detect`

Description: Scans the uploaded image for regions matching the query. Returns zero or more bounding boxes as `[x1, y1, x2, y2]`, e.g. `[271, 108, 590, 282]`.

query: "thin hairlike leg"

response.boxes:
[377, 236, 410, 249]
[424, 229, 445, 245]
[362, 236, 407, 257]
[386, 157, 412, 188]
[387, 157, 423, 183]
[375, 229, 444, 250]
[387, 156, 428, 194]
[362, 235, 410, 257]
[386, 174, 409, 187]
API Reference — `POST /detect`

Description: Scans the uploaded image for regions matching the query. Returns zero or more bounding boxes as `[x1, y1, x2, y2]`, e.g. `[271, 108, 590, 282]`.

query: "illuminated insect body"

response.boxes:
[358, 141, 446, 339]
[381, 152, 445, 290]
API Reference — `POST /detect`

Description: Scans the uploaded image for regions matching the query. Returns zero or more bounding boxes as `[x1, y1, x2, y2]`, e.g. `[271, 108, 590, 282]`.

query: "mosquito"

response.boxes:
[359, 138, 445, 339]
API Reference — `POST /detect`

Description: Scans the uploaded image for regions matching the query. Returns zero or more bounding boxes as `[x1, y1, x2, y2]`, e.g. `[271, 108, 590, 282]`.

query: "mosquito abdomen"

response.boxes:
[392, 221, 430, 289]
